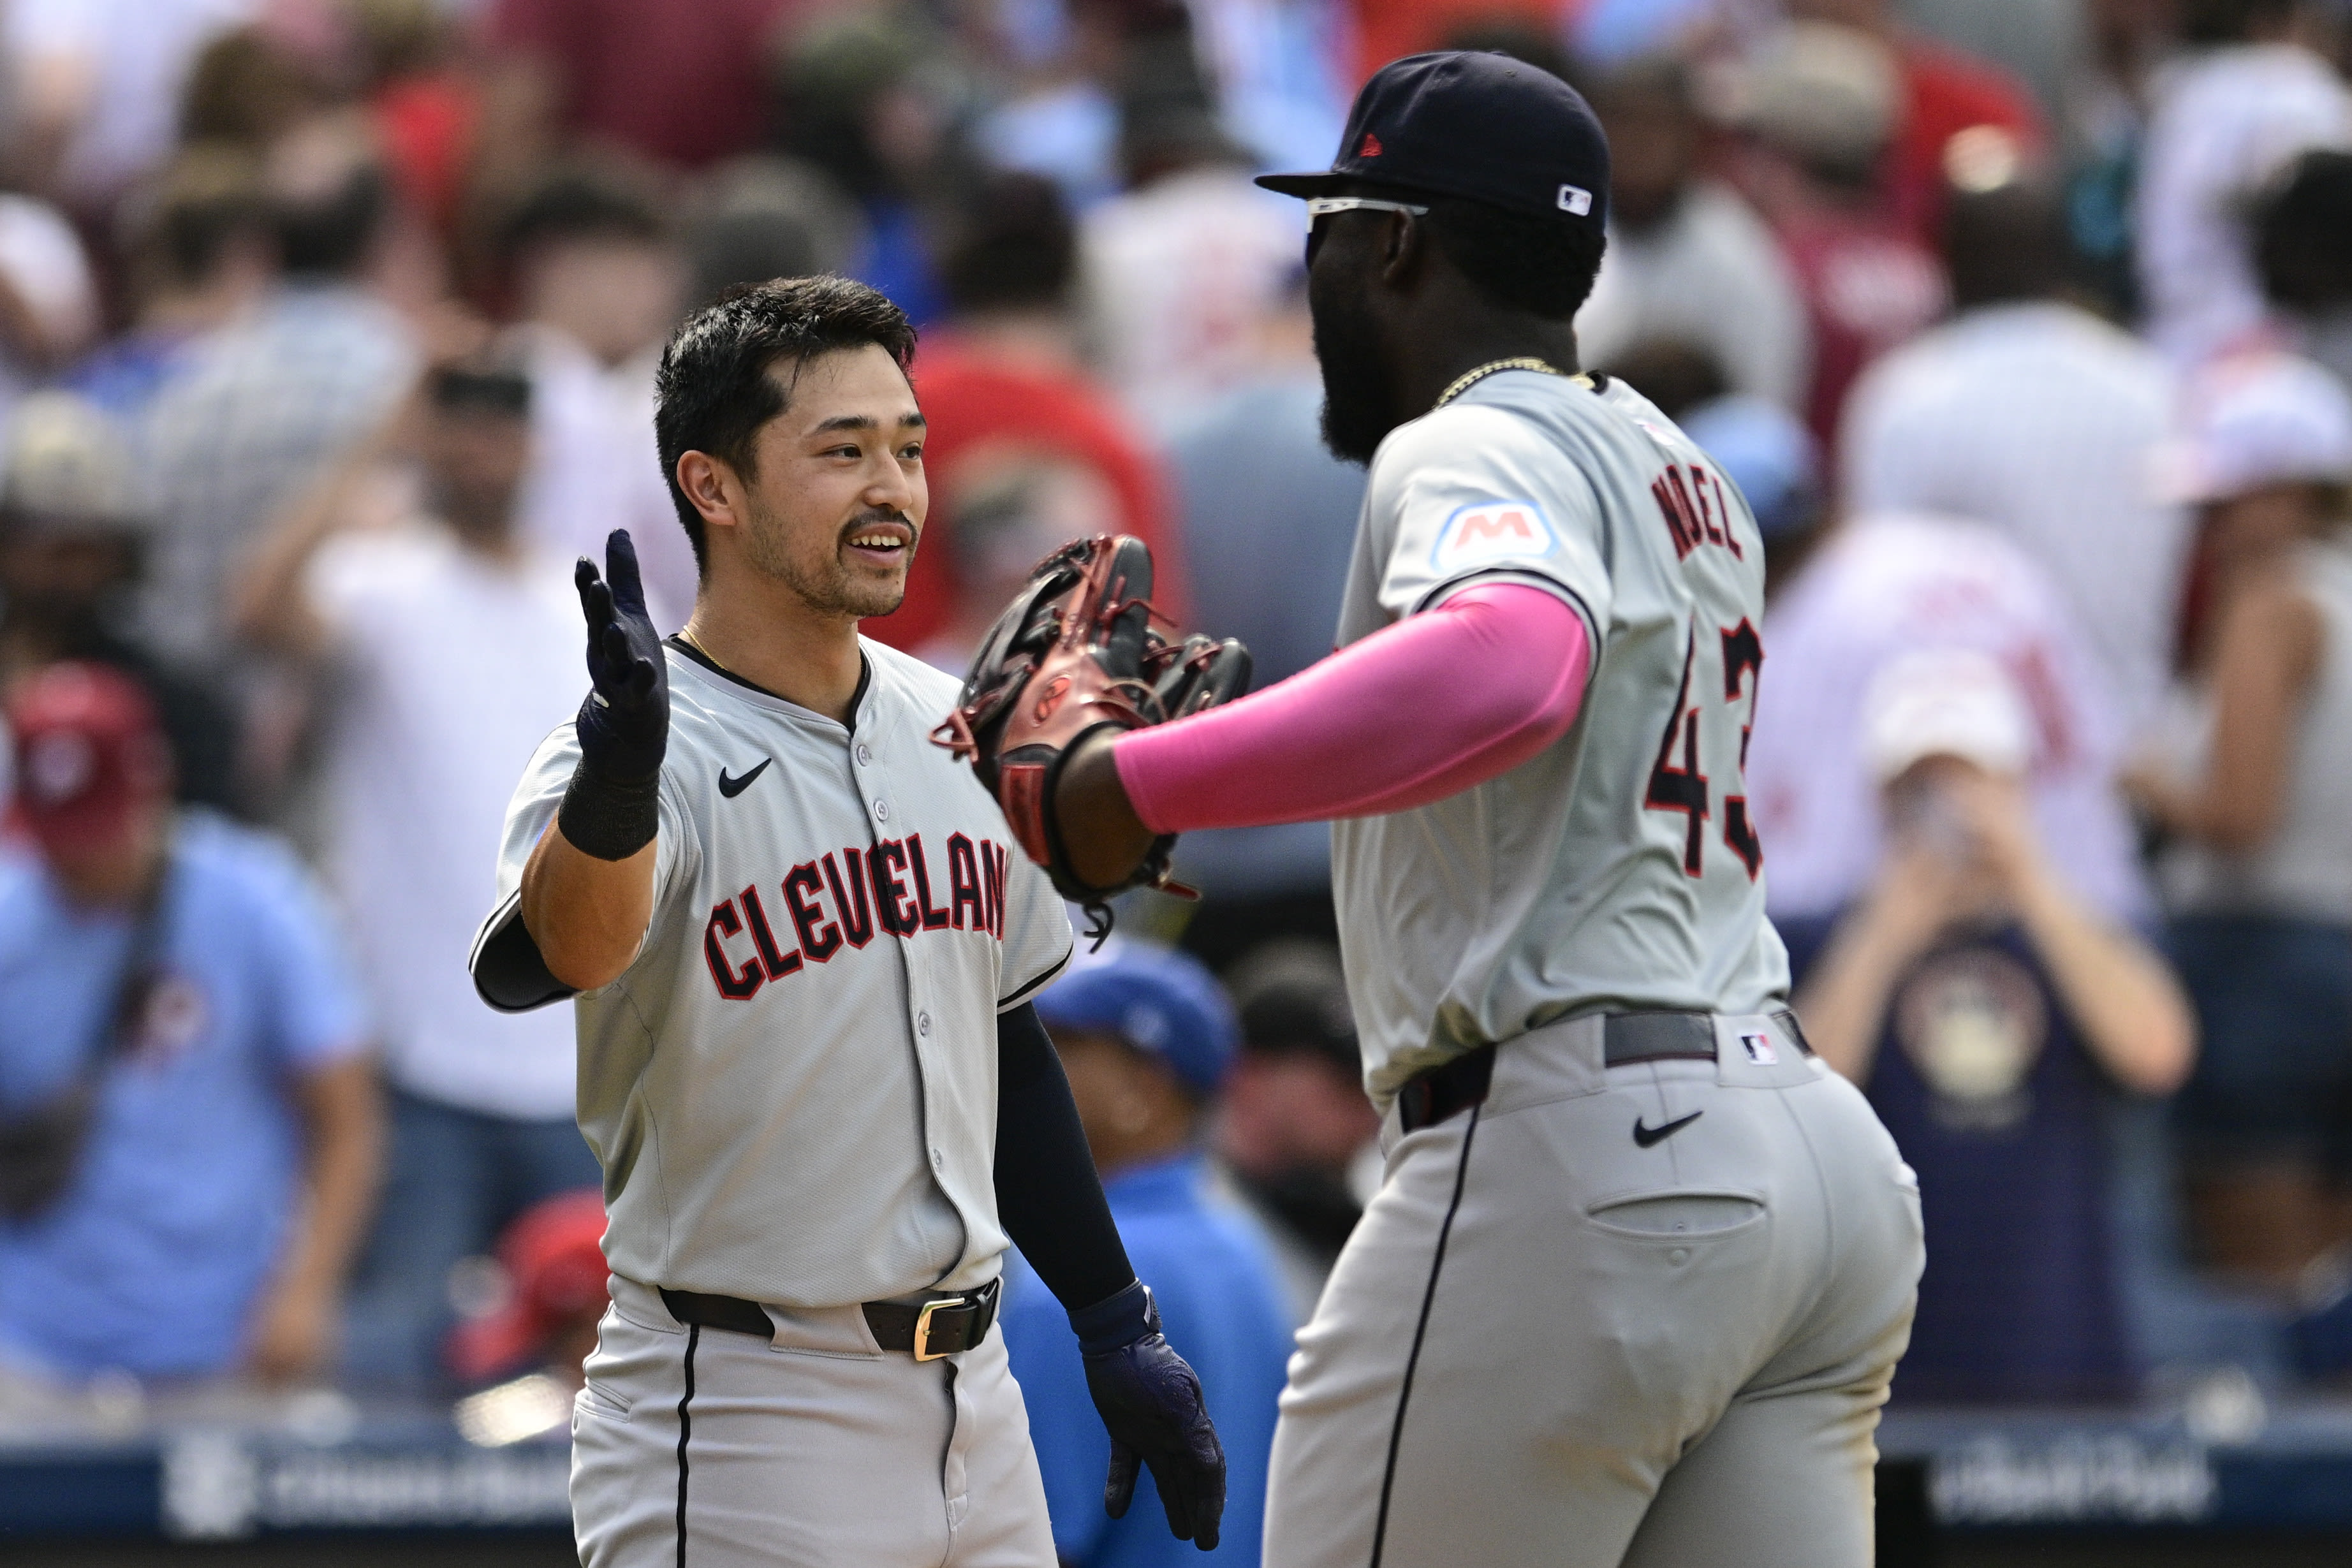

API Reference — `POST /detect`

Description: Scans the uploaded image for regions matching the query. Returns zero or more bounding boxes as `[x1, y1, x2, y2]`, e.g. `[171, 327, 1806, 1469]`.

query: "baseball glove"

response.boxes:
[934, 535, 1250, 939]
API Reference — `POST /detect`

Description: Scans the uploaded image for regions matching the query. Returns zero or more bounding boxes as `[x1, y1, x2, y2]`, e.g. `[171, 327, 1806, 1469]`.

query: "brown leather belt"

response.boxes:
[659, 1277, 1002, 1361]
[1395, 1011, 1811, 1134]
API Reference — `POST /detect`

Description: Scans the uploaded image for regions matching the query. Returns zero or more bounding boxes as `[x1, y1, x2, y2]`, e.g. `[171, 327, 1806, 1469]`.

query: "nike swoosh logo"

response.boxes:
[717, 759, 772, 798]
[1633, 1110, 1703, 1148]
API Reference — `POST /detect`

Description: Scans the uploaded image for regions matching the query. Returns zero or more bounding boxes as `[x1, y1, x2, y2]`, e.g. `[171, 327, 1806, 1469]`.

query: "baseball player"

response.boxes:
[977, 53, 1926, 1567]
[467, 277, 1225, 1565]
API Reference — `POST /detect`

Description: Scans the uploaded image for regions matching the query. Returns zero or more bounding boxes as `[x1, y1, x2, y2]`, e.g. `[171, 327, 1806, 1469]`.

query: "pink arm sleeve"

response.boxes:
[1114, 582, 1592, 832]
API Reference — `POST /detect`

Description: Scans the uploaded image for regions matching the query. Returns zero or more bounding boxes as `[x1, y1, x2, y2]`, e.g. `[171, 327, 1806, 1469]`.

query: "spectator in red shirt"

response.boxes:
[353, 0, 479, 242]
[1790, 0, 2047, 244]
[867, 172, 1184, 656]
[479, 0, 802, 173]
[1730, 22, 1949, 454]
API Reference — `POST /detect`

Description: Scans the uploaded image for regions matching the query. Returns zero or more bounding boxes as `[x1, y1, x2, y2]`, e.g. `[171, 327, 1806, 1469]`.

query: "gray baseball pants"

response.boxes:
[571, 1274, 1056, 1567]
[1263, 1011, 1924, 1568]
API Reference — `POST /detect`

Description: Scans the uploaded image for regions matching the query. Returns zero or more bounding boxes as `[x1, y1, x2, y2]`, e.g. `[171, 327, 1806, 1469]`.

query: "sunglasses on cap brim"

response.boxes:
[1303, 196, 1430, 264]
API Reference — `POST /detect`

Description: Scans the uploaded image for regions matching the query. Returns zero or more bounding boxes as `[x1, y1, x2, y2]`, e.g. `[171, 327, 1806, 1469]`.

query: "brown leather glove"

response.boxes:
[934, 535, 1249, 939]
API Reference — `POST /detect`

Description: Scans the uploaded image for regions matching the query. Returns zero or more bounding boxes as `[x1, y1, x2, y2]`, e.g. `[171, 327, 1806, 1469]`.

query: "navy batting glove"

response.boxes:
[560, 531, 670, 860]
[1073, 1282, 1226, 1550]
[575, 530, 668, 779]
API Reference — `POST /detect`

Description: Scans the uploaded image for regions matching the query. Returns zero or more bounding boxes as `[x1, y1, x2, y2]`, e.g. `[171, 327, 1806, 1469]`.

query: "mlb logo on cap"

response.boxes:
[1740, 1031, 1778, 1065]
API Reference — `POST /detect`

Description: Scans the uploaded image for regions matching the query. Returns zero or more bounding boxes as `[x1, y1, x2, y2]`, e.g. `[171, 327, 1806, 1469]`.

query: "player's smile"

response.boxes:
[841, 515, 915, 572]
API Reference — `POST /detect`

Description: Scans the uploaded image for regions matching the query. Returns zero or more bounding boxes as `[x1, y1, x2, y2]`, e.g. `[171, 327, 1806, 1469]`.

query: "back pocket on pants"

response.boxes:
[1585, 1191, 1766, 1239]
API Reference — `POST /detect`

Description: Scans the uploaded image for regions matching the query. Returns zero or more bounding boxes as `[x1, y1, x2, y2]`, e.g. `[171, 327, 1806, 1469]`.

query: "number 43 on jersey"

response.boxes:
[1645, 617, 1765, 879]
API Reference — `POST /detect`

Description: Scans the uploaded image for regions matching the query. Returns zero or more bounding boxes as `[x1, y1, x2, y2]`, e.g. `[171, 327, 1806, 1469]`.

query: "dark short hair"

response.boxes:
[1423, 196, 1608, 320]
[653, 277, 918, 572]
[1227, 941, 1359, 1076]
[2179, 0, 2295, 43]
[2258, 149, 2352, 311]
[140, 149, 270, 288]
[1943, 178, 2071, 311]
[274, 160, 388, 277]
[1601, 337, 1727, 418]
[429, 360, 533, 419]
[941, 172, 1075, 314]
[496, 163, 670, 264]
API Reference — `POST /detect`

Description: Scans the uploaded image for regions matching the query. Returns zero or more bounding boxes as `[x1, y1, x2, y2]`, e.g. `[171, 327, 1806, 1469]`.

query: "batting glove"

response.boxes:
[559, 530, 670, 860]
[1073, 1282, 1226, 1550]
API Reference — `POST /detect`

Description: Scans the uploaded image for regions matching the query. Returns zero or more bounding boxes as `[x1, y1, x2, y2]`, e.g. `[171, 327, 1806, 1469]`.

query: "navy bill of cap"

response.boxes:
[1256, 50, 1611, 231]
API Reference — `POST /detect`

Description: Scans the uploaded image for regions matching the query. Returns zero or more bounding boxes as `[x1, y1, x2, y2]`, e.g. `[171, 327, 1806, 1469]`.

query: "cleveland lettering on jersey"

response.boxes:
[703, 833, 1015, 1000]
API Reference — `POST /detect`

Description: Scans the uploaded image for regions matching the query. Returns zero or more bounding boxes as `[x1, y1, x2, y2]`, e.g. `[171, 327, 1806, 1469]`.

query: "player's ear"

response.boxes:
[676, 450, 744, 535]
[1378, 209, 1423, 288]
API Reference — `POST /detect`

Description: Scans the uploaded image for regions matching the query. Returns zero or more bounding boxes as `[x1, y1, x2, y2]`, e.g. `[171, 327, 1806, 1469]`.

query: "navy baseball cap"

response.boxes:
[1037, 945, 1239, 1099]
[1257, 51, 1610, 231]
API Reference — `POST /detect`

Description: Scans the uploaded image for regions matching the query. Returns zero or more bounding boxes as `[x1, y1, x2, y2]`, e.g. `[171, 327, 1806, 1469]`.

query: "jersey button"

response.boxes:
[931, 1148, 944, 1169]
[873, 798, 890, 821]
[917, 1011, 932, 1036]
[855, 743, 872, 766]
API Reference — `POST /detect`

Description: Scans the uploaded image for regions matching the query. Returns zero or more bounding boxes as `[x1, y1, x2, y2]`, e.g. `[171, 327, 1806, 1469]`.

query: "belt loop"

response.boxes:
[1396, 1043, 1496, 1134]
[1566, 1012, 1610, 1087]
[1397, 1077, 1433, 1136]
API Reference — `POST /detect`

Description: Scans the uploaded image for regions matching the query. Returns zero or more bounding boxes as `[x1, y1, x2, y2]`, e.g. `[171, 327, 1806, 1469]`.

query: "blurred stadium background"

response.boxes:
[7, 0, 2352, 1562]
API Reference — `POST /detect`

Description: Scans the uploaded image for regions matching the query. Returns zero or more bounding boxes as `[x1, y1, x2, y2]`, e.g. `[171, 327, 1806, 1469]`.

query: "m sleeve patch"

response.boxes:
[1429, 499, 1556, 571]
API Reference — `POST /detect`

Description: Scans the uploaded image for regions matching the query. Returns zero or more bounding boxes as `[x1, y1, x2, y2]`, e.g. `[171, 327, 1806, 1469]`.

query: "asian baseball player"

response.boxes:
[1045, 53, 1927, 1568]
[468, 278, 1225, 1566]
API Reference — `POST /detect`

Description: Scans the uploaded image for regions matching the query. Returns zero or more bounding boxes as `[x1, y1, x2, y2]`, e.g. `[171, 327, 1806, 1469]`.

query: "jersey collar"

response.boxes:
[665, 635, 874, 735]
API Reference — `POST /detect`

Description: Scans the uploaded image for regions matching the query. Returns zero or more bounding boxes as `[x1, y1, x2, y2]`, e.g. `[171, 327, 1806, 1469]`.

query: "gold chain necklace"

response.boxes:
[675, 627, 731, 674]
[1432, 356, 1583, 410]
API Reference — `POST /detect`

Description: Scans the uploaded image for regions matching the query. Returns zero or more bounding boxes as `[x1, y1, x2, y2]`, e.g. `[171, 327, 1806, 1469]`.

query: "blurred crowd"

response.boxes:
[1, 0, 2351, 1556]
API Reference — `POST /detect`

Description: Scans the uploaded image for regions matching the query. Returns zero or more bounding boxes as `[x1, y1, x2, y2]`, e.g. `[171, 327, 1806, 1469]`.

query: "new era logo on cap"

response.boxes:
[1359, 132, 1383, 157]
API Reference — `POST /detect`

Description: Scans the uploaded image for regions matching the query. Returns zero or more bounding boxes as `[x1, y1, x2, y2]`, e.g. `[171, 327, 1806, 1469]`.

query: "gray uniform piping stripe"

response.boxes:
[1369, 1103, 1484, 1565]
[675, 1322, 700, 1567]
[1000, 946, 1073, 1011]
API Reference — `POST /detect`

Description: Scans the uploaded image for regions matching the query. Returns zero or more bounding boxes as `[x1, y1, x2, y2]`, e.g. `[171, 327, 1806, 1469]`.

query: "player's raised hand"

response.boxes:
[1077, 1285, 1227, 1549]
[574, 529, 669, 784]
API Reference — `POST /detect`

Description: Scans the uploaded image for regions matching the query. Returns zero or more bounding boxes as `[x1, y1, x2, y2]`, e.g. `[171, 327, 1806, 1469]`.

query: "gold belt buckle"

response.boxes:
[913, 1295, 965, 1362]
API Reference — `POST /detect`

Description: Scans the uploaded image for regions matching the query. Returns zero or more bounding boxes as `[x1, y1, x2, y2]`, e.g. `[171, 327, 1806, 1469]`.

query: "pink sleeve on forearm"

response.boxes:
[1114, 582, 1592, 832]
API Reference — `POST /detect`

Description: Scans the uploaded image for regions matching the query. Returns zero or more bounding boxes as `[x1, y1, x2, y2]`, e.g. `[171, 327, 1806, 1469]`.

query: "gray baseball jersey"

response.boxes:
[476, 641, 1073, 1308]
[1332, 368, 1791, 1103]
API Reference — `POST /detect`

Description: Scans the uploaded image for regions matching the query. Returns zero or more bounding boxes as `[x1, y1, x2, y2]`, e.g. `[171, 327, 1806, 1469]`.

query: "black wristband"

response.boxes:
[557, 758, 661, 861]
[1069, 1279, 1154, 1355]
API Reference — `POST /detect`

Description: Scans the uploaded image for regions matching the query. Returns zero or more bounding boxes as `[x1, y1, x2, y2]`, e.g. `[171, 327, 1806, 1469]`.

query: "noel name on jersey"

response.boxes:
[703, 833, 1015, 1000]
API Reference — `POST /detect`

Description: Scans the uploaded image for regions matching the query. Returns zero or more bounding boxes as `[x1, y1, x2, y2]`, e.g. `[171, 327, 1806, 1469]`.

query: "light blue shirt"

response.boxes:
[1164, 375, 1366, 902]
[0, 814, 369, 1379]
[1001, 1151, 1294, 1567]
